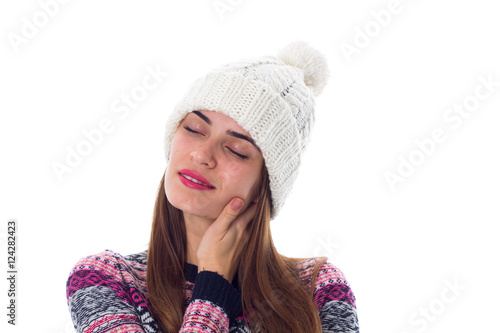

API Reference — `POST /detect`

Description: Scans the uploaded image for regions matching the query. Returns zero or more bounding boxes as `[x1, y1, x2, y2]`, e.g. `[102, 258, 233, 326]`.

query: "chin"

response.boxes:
[165, 192, 220, 220]
[178, 204, 219, 221]
[164, 176, 232, 220]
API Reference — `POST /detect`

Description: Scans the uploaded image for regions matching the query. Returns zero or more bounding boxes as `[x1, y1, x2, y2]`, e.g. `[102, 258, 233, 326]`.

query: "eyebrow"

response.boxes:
[192, 110, 212, 125]
[226, 130, 260, 151]
[191, 110, 260, 151]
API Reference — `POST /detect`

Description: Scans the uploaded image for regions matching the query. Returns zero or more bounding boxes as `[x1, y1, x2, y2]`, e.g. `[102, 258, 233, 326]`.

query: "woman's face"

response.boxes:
[165, 110, 264, 220]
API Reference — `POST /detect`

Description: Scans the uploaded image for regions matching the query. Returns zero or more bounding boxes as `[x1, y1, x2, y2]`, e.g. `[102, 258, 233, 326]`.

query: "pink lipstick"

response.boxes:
[178, 169, 215, 190]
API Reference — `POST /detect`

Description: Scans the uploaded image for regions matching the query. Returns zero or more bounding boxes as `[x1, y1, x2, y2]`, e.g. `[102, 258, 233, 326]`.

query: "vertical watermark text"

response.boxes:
[6, 219, 18, 325]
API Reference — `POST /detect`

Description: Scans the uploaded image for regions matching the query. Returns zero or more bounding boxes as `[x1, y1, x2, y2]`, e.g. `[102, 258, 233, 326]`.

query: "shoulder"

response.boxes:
[296, 257, 353, 290]
[68, 249, 147, 272]
[66, 249, 148, 299]
[294, 257, 357, 309]
[296, 257, 359, 332]
[66, 250, 157, 332]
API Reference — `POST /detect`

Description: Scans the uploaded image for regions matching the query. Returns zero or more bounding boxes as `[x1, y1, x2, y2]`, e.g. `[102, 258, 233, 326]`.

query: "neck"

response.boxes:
[183, 211, 215, 267]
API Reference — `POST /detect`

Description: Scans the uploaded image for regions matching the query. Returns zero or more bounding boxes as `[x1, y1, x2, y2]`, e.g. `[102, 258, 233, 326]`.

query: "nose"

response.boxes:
[190, 142, 216, 168]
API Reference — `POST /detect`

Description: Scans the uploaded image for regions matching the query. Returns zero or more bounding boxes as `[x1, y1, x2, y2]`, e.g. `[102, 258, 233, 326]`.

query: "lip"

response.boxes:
[178, 169, 215, 190]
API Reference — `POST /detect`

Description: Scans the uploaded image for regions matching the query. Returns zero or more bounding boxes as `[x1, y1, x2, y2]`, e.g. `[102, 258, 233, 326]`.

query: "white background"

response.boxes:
[1, 0, 499, 332]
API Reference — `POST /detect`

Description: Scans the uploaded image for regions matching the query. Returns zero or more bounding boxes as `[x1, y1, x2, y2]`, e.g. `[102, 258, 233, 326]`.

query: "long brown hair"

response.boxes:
[147, 164, 328, 332]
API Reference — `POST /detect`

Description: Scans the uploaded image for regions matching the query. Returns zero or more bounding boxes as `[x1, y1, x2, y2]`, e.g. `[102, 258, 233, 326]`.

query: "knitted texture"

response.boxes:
[66, 249, 359, 332]
[163, 41, 330, 219]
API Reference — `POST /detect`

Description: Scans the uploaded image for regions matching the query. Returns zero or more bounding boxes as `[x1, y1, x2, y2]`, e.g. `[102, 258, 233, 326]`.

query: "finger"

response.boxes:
[217, 197, 244, 229]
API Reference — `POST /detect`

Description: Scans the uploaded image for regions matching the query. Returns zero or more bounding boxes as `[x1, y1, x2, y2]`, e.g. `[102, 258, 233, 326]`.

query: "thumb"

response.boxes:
[219, 197, 244, 227]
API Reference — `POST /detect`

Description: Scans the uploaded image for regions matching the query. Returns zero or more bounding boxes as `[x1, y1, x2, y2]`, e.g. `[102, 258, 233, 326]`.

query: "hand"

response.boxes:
[196, 197, 257, 283]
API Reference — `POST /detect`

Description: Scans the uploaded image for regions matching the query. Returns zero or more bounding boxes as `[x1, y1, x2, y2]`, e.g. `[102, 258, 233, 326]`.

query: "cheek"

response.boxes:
[170, 133, 189, 157]
[221, 163, 261, 198]
[164, 167, 175, 202]
[166, 132, 192, 177]
[164, 143, 184, 203]
[164, 166, 193, 211]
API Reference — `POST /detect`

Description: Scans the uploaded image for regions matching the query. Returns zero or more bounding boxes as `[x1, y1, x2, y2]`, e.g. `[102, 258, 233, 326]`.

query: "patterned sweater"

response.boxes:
[66, 250, 359, 332]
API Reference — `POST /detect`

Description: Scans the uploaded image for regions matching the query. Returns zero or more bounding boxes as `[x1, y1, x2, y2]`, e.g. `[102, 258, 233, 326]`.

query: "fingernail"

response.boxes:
[231, 198, 244, 210]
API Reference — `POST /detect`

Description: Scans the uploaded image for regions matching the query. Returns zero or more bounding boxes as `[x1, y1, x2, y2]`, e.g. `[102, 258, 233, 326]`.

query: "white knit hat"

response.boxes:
[164, 41, 330, 219]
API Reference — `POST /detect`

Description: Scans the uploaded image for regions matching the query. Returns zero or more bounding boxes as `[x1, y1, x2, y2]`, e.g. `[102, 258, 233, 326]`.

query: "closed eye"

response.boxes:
[227, 147, 248, 159]
[184, 125, 248, 159]
[183, 126, 199, 134]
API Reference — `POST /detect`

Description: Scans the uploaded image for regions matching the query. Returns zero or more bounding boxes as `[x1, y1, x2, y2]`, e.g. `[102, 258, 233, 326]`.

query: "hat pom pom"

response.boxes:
[277, 41, 330, 96]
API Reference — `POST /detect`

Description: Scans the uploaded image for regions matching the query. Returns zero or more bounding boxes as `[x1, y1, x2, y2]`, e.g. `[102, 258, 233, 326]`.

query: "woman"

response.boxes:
[66, 41, 359, 332]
